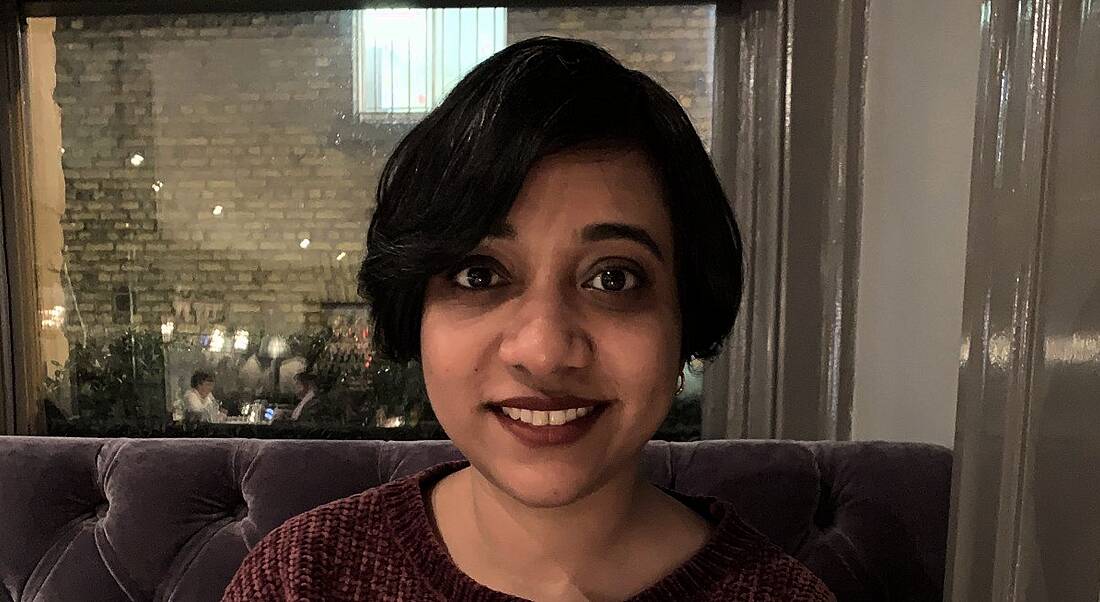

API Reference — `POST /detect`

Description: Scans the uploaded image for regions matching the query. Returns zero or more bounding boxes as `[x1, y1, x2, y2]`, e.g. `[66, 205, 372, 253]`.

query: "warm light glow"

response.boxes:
[208, 328, 226, 353]
[161, 320, 175, 342]
[129, 153, 144, 166]
[40, 305, 66, 329]
[212, 205, 224, 216]
[961, 332, 1100, 366]
[299, 238, 311, 249]
[379, 416, 405, 428]
[152, 180, 163, 192]
[265, 336, 288, 358]
[233, 329, 250, 351]
[336, 251, 347, 261]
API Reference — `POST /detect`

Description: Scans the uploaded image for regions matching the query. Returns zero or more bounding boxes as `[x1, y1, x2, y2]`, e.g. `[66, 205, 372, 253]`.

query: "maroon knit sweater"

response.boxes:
[222, 460, 835, 601]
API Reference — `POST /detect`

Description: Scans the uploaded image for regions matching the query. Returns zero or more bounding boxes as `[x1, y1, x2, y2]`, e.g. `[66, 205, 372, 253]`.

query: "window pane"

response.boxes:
[356, 8, 507, 115]
[358, 9, 434, 113]
[26, 6, 716, 440]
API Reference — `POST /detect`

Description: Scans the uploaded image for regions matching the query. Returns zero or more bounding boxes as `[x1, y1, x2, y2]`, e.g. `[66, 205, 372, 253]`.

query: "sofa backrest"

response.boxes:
[0, 437, 951, 601]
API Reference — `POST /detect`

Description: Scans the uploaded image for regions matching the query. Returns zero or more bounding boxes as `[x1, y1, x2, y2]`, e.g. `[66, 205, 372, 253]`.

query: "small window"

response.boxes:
[354, 8, 507, 116]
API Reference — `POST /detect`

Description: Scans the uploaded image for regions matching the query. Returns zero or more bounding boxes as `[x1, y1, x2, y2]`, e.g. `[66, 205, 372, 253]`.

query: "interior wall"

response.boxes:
[851, 0, 982, 446]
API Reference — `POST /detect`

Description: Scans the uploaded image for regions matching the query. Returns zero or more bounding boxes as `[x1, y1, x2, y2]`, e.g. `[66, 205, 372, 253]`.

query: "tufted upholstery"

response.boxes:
[0, 437, 951, 601]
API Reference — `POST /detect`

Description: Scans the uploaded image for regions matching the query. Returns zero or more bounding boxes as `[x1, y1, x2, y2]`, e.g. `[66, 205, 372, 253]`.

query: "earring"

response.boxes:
[675, 371, 685, 396]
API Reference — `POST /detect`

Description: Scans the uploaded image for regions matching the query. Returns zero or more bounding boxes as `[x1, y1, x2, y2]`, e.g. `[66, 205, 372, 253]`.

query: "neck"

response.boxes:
[452, 462, 658, 578]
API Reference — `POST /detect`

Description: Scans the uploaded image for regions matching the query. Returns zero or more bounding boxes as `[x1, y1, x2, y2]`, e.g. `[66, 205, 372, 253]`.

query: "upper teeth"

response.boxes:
[501, 406, 593, 426]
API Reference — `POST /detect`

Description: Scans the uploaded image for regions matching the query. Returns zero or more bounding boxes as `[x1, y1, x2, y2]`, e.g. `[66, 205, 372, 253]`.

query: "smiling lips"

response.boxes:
[488, 396, 608, 427]
[489, 396, 609, 447]
[501, 406, 593, 426]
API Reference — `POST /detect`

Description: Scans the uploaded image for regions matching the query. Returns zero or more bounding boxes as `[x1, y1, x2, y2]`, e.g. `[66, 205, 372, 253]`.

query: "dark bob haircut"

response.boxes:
[358, 36, 743, 365]
[191, 370, 214, 389]
[294, 372, 318, 389]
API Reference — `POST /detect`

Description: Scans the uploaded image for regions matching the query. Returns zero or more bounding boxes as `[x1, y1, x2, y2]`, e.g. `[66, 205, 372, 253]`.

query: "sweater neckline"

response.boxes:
[386, 459, 763, 601]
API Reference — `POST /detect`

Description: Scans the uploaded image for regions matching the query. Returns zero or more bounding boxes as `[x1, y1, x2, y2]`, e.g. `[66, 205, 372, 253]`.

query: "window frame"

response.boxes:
[2, 0, 866, 442]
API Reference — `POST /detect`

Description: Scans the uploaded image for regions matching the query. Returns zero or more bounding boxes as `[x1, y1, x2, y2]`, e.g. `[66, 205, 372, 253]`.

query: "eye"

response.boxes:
[585, 268, 641, 292]
[451, 265, 503, 290]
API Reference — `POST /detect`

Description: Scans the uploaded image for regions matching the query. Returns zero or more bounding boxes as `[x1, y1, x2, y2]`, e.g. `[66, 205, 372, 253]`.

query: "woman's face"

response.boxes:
[420, 149, 682, 508]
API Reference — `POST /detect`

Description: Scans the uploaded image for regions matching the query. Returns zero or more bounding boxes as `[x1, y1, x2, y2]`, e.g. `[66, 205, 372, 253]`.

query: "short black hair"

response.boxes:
[294, 372, 318, 389]
[358, 36, 743, 365]
[190, 370, 214, 388]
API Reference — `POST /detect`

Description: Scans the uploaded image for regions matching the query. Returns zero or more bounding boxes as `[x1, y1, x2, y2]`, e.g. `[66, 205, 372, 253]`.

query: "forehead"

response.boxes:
[503, 149, 670, 236]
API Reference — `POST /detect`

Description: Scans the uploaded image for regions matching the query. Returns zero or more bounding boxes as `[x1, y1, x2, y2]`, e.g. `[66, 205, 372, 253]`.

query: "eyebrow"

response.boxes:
[582, 223, 665, 261]
[486, 221, 665, 262]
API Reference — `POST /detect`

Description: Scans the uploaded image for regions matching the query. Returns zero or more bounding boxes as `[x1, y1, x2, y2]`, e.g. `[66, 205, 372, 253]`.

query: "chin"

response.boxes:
[439, 402, 659, 508]
[472, 453, 612, 509]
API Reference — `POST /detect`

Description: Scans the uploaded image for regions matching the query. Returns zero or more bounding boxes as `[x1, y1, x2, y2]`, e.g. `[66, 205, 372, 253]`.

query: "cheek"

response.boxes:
[595, 309, 682, 404]
[420, 301, 485, 411]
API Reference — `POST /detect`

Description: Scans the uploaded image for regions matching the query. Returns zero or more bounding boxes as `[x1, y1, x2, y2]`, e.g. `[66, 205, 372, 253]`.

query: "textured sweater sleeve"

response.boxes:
[221, 520, 291, 601]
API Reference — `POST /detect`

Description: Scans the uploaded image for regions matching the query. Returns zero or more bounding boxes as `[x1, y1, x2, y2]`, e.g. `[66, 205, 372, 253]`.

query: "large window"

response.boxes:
[354, 8, 508, 115]
[23, 6, 716, 439]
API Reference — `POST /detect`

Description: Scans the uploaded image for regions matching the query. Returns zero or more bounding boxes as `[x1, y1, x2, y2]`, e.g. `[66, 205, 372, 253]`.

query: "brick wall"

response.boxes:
[50, 7, 714, 345]
[507, 6, 714, 145]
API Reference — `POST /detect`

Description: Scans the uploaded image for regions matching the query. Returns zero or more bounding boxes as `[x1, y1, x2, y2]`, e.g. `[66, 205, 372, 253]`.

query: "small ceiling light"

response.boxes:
[152, 180, 163, 192]
[335, 252, 347, 261]
[299, 238, 310, 249]
[212, 205, 224, 216]
[129, 153, 145, 167]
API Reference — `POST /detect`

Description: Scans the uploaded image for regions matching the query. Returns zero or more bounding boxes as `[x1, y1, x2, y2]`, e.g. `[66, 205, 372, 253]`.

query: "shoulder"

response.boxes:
[256, 474, 411, 555]
[221, 478, 411, 600]
[737, 544, 835, 601]
[704, 500, 835, 601]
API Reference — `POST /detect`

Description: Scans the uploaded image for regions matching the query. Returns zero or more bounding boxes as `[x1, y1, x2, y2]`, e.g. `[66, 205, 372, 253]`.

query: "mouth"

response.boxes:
[487, 398, 611, 447]
[493, 404, 597, 426]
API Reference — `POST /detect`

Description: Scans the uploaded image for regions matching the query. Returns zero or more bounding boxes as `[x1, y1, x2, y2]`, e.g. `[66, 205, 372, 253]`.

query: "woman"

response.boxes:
[224, 37, 833, 601]
[180, 370, 226, 423]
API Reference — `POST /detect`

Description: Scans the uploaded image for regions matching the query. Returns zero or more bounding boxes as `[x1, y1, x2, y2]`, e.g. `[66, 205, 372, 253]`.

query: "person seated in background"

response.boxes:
[182, 370, 227, 423]
[270, 371, 347, 424]
[288, 372, 319, 421]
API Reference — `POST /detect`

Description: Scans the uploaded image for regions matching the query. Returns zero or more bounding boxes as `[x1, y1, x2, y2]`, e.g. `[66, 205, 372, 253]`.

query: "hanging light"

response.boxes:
[233, 329, 250, 351]
[129, 153, 145, 167]
[260, 335, 288, 359]
[208, 328, 226, 353]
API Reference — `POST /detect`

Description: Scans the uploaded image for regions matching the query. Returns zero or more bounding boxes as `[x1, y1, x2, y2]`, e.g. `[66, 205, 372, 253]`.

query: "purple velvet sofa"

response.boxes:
[0, 437, 951, 601]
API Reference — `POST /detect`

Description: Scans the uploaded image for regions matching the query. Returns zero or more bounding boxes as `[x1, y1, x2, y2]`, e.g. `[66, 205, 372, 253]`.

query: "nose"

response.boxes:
[497, 287, 593, 379]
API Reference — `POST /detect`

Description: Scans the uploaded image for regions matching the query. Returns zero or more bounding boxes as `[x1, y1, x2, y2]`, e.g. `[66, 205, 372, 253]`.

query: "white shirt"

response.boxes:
[183, 389, 224, 423]
[290, 390, 316, 421]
